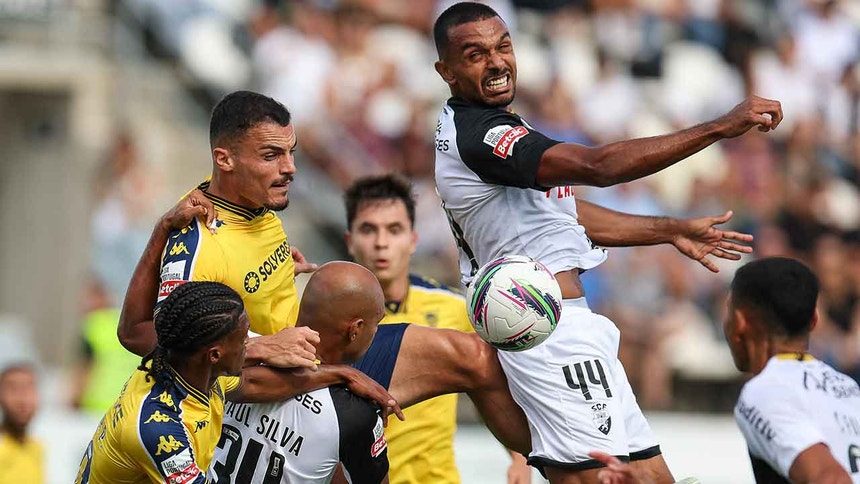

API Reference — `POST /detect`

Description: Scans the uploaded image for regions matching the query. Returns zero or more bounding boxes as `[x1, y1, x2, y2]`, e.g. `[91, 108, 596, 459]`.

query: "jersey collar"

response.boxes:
[774, 352, 815, 362]
[198, 180, 269, 222]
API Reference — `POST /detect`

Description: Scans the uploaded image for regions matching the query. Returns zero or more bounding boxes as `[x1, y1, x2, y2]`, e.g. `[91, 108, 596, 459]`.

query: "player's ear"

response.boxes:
[435, 60, 456, 87]
[809, 309, 819, 333]
[409, 229, 418, 255]
[208, 347, 222, 364]
[344, 230, 354, 257]
[212, 147, 235, 172]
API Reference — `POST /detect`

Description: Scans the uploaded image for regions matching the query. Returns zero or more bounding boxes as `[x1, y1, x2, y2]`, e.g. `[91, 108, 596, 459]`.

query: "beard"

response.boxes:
[265, 197, 290, 212]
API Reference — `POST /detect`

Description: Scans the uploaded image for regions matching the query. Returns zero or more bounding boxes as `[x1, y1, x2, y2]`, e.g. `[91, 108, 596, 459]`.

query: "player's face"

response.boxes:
[346, 199, 417, 288]
[0, 368, 38, 430]
[216, 312, 250, 376]
[723, 295, 750, 372]
[231, 122, 297, 211]
[436, 16, 517, 108]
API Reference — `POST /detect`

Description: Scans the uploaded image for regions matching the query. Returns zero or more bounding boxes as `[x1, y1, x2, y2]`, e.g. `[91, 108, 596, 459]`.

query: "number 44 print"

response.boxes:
[563, 360, 613, 401]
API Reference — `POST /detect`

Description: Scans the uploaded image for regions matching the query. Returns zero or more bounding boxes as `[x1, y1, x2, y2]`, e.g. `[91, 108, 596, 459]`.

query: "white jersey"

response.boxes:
[734, 355, 860, 483]
[207, 387, 388, 484]
[434, 97, 607, 284]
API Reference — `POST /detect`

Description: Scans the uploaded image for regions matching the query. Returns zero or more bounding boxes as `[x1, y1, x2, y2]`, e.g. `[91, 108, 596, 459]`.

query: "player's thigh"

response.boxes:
[543, 466, 604, 484]
[630, 455, 673, 484]
[388, 325, 491, 407]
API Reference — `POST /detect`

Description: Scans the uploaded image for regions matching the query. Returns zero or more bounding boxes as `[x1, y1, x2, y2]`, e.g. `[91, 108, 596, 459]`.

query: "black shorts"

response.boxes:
[350, 323, 409, 390]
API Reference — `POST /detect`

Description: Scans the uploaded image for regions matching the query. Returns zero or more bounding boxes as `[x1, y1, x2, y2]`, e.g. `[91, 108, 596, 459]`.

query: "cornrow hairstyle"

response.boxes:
[139, 281, 244, 385]
[344, 173, 416, 229]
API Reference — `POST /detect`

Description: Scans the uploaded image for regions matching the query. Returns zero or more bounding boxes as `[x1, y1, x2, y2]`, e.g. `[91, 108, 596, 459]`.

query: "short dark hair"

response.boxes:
[731, 257, 819, 338]
[433, 2, 501, 57]
[140, 282, 244, 384]
[209, 90, 291, 149]
[344, 173, 416, 229]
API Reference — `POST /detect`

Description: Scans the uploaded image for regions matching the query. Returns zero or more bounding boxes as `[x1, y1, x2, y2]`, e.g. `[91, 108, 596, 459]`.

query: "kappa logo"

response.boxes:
[194, 420, 208, 432]
[145, 410, 174, 424]
[483, 125, 528, 159]
[155, 435, 183, 456]
[591, 403, 612, 435]
[155, 391, 176, 409]
[169, 242, 190, 256]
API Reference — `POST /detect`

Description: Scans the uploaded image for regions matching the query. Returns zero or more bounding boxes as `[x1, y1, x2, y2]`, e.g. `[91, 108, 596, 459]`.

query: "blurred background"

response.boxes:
[1, 0, 859, 482]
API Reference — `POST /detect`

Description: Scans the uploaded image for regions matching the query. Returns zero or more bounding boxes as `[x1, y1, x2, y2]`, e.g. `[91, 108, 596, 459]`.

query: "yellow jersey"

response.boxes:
[75, 367, 240, 484]
[0, 432, 43, 484]
[381, 274, 473, 484]
[156, 183, 298, 335]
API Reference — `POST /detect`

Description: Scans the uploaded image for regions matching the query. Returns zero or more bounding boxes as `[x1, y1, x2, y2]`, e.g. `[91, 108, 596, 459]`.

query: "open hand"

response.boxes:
[161, 188, 219, 234]
[589, 452, 655, 484]
[672, 210, 752, 273]
[343, 367, 405, 426]
[717, 96, 783, 137]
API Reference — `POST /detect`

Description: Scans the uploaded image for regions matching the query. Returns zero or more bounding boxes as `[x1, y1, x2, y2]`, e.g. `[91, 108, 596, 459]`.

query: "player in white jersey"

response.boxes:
[432, 3, 783, 483]
[208, 261, 391, 484]
[726, 258, 860, 484]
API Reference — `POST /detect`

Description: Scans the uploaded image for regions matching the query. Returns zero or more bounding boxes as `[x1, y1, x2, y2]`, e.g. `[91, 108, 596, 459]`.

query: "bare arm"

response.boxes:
[577, 200, 753, 273]
[117, 190, 216, 356]
[229, 365, 404, 422]
[536, 96, 782, 188]
[788, 444, 852, 484]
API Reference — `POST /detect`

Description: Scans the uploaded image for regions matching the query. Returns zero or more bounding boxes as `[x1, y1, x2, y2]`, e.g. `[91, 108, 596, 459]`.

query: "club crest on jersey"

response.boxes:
[483, 125, 528, 159]
[591, 403, 611, 435]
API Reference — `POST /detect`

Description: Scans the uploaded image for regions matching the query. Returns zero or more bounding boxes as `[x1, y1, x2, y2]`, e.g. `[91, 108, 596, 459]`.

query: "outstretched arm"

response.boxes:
[536, 96, 782, 188]
[577, 200, 753, 273]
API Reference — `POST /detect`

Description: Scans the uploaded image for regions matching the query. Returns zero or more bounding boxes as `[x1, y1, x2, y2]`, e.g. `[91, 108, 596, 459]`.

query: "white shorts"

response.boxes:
[497, 298, 660, 472]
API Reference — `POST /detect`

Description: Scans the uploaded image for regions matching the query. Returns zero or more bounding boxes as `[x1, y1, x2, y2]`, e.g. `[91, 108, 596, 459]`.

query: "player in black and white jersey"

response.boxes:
[207, 261, 390, 484]
[432, 3, 783, 482]
[726, 258, 860, 484]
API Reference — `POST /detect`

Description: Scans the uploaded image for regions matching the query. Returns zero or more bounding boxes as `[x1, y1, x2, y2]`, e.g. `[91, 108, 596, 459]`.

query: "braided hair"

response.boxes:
[139, 281, 244, 384]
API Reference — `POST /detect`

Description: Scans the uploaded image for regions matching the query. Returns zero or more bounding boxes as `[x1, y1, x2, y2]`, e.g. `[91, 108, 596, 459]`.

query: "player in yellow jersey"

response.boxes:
[77, 281, 249, 484]
[344, 174, 531, 483]
[0, 363, 43, 484]
[118, 90, 320, 359]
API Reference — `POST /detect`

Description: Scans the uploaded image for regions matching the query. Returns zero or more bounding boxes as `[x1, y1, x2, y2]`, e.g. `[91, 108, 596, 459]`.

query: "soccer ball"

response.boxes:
[466, 255, 563, 352]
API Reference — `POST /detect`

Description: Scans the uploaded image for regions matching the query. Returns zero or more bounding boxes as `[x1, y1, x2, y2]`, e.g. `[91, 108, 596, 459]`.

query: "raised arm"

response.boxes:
[788, 444, 852, 484]
[118, 190, 216, 356]
[536, 96, 782, 188]
[577, 200, 753, 273]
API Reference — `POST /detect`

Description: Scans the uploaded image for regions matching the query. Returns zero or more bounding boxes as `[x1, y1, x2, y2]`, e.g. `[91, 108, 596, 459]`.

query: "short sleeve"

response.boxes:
[136, 390, 206, 483]
[453, 106, 560, 190]
[155, 219, 225, 311]
[734, 383, 824, 477]
[331, 387, 388, 483]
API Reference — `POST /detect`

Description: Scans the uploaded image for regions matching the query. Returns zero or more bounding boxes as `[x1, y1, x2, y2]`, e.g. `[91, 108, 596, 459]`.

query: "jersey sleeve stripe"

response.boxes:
[157, 219, 204, 306]
[137, 383, 202, 483]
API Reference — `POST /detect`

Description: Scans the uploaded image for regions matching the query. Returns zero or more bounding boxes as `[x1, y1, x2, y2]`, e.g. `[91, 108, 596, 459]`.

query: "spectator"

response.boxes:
[0, 364, 42, 484]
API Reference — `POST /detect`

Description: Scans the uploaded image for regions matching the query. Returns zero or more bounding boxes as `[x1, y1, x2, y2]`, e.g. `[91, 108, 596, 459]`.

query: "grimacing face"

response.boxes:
[436, 16, 517, 108]
[226, 122, 297, 211]
[723, 294, 750, 373]
[346, 199, 417, 289]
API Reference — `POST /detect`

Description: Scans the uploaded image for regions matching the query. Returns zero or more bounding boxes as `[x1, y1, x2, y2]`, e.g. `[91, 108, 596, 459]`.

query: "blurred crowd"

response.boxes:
[96, 0, 860, 410]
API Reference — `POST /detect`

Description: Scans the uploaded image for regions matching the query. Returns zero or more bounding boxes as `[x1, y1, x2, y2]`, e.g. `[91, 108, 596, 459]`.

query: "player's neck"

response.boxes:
[207, 175, 263, 211]
[382, 275, 410, 303]
[315, 340, 344, 366]
[750, 338, 809, 374]
[169, 357, 215, 395]
[0, 421, 27, 442]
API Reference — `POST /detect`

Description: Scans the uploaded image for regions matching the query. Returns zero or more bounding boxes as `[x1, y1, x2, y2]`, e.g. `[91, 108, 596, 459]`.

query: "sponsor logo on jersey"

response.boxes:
[145, 410, 174, 424]
[159, 261, 188, 300]
[591, 403, 611, 435]
[736, 400, 776, 441]
[155, 435, 184, 456]
[169, 242, 190, 256]
[371, 416, 387, 457]
[483, 125, 528, 159]
[160, 449, 200, 484]
[243, 239, 292, 294]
